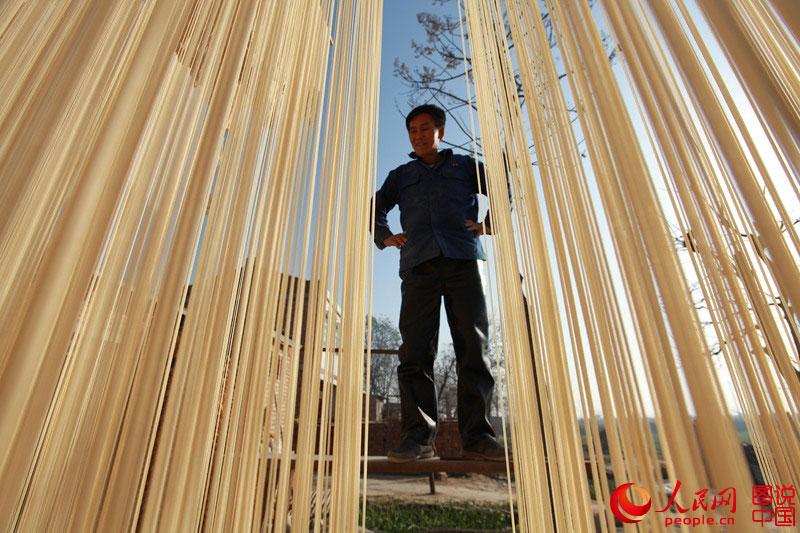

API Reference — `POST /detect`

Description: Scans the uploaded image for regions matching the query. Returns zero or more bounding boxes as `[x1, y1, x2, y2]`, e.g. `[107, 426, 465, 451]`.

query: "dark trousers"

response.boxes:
[397, 256, 496, 447]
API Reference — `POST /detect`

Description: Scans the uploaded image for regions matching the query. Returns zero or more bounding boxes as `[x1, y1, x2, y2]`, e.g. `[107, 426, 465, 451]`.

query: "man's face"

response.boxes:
[408, 114, 444, 159]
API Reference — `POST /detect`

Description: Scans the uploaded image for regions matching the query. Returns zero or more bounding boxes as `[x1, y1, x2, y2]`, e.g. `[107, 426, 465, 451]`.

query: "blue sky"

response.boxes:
[371, 0, 464, 347]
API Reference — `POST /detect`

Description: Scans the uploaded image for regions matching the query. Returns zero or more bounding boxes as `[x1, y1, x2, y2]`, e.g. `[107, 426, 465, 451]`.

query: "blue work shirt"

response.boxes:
[373, 149, 493, 273]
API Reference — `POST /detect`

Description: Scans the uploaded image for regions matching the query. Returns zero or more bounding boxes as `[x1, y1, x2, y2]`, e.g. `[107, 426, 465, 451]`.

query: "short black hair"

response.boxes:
[405, 104, 446, 130]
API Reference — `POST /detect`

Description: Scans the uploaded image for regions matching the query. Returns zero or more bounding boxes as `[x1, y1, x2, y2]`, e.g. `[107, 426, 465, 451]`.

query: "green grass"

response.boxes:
[363, 501, 514, 532]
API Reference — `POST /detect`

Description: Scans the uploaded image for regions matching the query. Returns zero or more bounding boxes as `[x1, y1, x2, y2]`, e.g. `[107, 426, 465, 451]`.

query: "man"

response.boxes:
[373, 104, 508, 463]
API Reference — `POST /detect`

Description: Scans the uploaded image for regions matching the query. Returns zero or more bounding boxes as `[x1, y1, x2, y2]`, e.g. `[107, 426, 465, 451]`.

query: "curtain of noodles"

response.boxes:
[464, 0, 799, 530]
[0, 0, 382, 531]
[1, 0, 799, 531]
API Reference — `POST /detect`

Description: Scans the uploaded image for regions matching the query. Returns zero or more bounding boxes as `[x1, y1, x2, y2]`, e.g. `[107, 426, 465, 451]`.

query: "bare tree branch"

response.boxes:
[394, 1, 608, 163]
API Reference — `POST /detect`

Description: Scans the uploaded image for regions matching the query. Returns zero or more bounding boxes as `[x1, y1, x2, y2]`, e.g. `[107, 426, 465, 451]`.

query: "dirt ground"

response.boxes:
[365, 473, 515, 505]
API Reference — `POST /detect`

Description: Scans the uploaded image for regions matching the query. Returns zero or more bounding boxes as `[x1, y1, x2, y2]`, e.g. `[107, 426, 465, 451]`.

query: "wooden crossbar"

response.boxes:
[366, 456, 511, 475]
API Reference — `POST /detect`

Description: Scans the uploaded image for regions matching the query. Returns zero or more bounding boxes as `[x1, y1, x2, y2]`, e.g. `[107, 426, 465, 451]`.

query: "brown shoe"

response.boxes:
[387, 439, 435, 463]
[462, 439, 509, 462]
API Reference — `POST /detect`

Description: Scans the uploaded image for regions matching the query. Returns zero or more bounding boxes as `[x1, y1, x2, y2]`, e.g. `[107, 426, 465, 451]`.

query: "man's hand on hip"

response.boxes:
[465, 219, 492, 236]
[383, 232, 408, 248]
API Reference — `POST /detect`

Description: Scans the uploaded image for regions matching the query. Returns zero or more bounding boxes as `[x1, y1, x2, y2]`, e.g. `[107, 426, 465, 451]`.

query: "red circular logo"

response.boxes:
[610, 482, 652, 523]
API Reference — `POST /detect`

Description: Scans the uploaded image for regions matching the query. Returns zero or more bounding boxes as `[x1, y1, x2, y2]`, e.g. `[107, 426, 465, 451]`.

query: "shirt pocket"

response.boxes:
[441, 166, 474, 200]
[399, 173, 423, 207]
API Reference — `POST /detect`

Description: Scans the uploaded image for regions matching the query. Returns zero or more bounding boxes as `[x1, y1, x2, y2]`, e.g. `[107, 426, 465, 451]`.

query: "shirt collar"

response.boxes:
[408, 148, 453, 163]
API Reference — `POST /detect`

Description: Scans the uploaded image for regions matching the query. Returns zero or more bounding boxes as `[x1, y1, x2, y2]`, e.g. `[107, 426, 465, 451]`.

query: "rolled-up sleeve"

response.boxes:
[372, 170, 399, 249]
[470, 157, 512, 229]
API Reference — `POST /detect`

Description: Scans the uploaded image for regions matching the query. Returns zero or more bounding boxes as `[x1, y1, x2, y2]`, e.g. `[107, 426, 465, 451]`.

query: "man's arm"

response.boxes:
[468, 157, 512, 235]
[372, 170, 402, 249]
